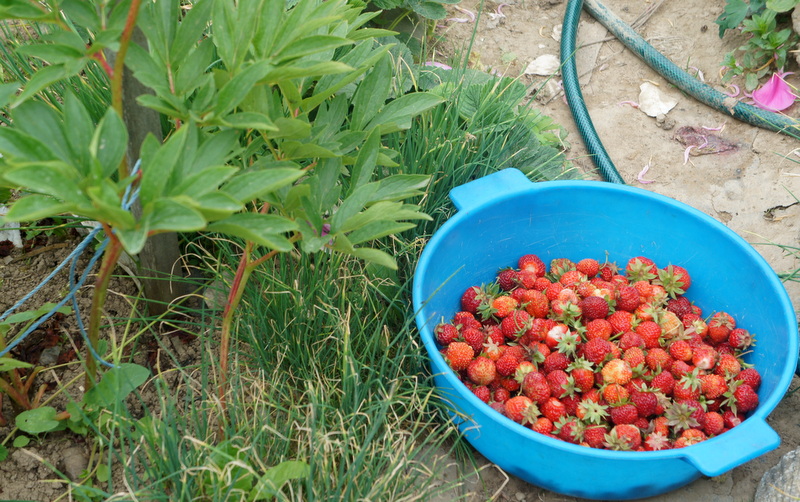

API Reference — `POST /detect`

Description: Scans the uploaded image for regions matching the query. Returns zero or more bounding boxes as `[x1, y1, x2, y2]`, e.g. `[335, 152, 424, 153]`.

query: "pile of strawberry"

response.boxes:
[435, 254, 762, 451]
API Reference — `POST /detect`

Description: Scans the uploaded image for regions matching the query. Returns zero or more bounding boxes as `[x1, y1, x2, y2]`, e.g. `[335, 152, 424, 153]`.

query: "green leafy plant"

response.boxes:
[0, 0, 441, 427]
[717, 0, 800, 89]
[370, 0, 461, 21]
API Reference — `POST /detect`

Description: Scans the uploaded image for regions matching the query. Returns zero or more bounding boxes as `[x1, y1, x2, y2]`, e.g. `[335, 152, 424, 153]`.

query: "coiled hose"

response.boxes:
[560, 0, 800, 185]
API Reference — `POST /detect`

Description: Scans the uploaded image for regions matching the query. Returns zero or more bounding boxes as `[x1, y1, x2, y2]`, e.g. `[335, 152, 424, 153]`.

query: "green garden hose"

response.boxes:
[559, 0, 800, 184]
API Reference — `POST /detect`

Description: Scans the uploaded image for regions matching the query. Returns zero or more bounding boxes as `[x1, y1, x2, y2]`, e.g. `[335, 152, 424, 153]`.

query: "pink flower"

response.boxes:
[751, 71, 797, 112]
[423, 61, 452, 70]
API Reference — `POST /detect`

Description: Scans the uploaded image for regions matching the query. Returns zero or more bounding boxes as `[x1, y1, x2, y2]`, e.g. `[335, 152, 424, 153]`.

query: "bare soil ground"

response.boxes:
[429, 0, 800, 500]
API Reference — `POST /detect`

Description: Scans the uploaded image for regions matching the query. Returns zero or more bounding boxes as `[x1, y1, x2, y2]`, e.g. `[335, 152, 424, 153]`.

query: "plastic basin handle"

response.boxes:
[449, 169, 534, 212]
[680, 418, 779, 477]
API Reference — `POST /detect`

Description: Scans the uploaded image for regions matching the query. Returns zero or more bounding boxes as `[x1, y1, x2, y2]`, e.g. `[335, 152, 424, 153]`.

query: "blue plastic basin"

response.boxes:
[412, 168, 799, 500]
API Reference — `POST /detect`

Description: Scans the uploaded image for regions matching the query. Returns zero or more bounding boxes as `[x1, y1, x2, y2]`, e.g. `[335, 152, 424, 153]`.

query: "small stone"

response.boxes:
[38, 346, 61, 366]
[655, 114, 675, 130]
[755, 447, 800, 502]
[61, 446, 88, 481]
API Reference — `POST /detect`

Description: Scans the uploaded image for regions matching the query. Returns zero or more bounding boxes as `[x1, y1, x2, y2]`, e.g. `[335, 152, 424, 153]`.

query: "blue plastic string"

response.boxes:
[0, 160, 142, 370]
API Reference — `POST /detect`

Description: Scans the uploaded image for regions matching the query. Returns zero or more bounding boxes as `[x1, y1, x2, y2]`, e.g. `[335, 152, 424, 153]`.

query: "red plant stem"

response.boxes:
[90, 50, 114, 79]
[111, 0, 142, 117]
[218, 242, 254, 415]
[85, 232, 124, 390]
[0, 376, 30, 409]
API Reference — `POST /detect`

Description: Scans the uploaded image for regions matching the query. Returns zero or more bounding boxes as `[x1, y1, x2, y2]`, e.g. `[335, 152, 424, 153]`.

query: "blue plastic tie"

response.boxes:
[0, 161, 142, 370]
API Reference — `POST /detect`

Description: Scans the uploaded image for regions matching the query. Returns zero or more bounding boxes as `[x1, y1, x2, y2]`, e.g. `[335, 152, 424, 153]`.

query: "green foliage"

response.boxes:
[717, 0, 800, 90]
[371, 0, 461, 20]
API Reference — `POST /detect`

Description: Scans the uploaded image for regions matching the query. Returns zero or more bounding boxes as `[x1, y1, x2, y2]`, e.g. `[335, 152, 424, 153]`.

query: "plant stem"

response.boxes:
[218, 242, 254, 413]
[85, 233, 124, 390]
[111, 0, 142, 181]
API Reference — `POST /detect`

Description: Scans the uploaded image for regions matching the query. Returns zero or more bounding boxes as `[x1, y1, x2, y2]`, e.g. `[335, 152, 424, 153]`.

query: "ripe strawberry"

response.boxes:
[626, 256, 658, 282]
[472, 385, 491, 403]
[659, 311, 684, 340]
[445, 342, 474, 371]
[728, 328, 754, 349]
[585, 319, 613, 341]
[684, 315, 708, 339]
[500, 310, 531, 340]
[707, 311, 735, 344]
[541, 397, 567, 422]
[435, 322, 459, 345]
[732, 383, 759, 413]
[602, 383, 630, 405]
[489, 295, 519, 319]
[570, 367, 596, 394]
[622, 346, 646, 370]
[522, 289, 550, 318]
[630, 388, 659, 417]
[521, 371, 551, 404]
[542, 351, 570, 374]
[497, 269, 519, 291]
[517, 270, 538, 289]
[495, 353, 521, 377]
[583, 424, 609, 449]
[559, 269, 587, 287]
[505, 395, 536, 424]
[650, 370, 676, 396]
[666, 296, 693, 319]
[513, 360, 536, 384]
[460, 286, 484, 313]
[549, 258, 576, 281]
[462, 327, 485, 353]
[532, 276, 551, 291]
[670, 359, 694, 379]
[613, 332, 640, 352]
[736, 367, 762, 390]
[467, 356, 497, 386]
[701, 411, 725, 436]
[483, 324, 505, 346]
[575, 280, 598, 299]
[554, 416, 584, 443]
[531, 417, 554, 435]
[644, 347, 673, 372]
[714, 353, 742, 378]
[656, 264, 691, 298]
[599, 261, 618, 281]
[518, 254, 547, 277]
[544, 323, 570, 349]
[578, 295, 609, 321]
[546, 369, 572, 398]
[453, 311, 482, 330]
[668, 339, 693, 362]
[700, 373, 727, 399]
[544, 282, 566, 301]
[601, 359, 633, 385]
[673, 371, 702, 401]
[615, 285, 642, 312]
[576, 258, 601, 277]
[609, 403, 639, 425]
[692, 344, 718, 371]
[635, 320, 662, 349]
[607, 310, 634, 334]
[493, 387, 511, 403]
[673, 429, 707, 448]
[723, 409, 745, 428]
[604, 424, 642, 451]
[582, 338, 613, 365]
